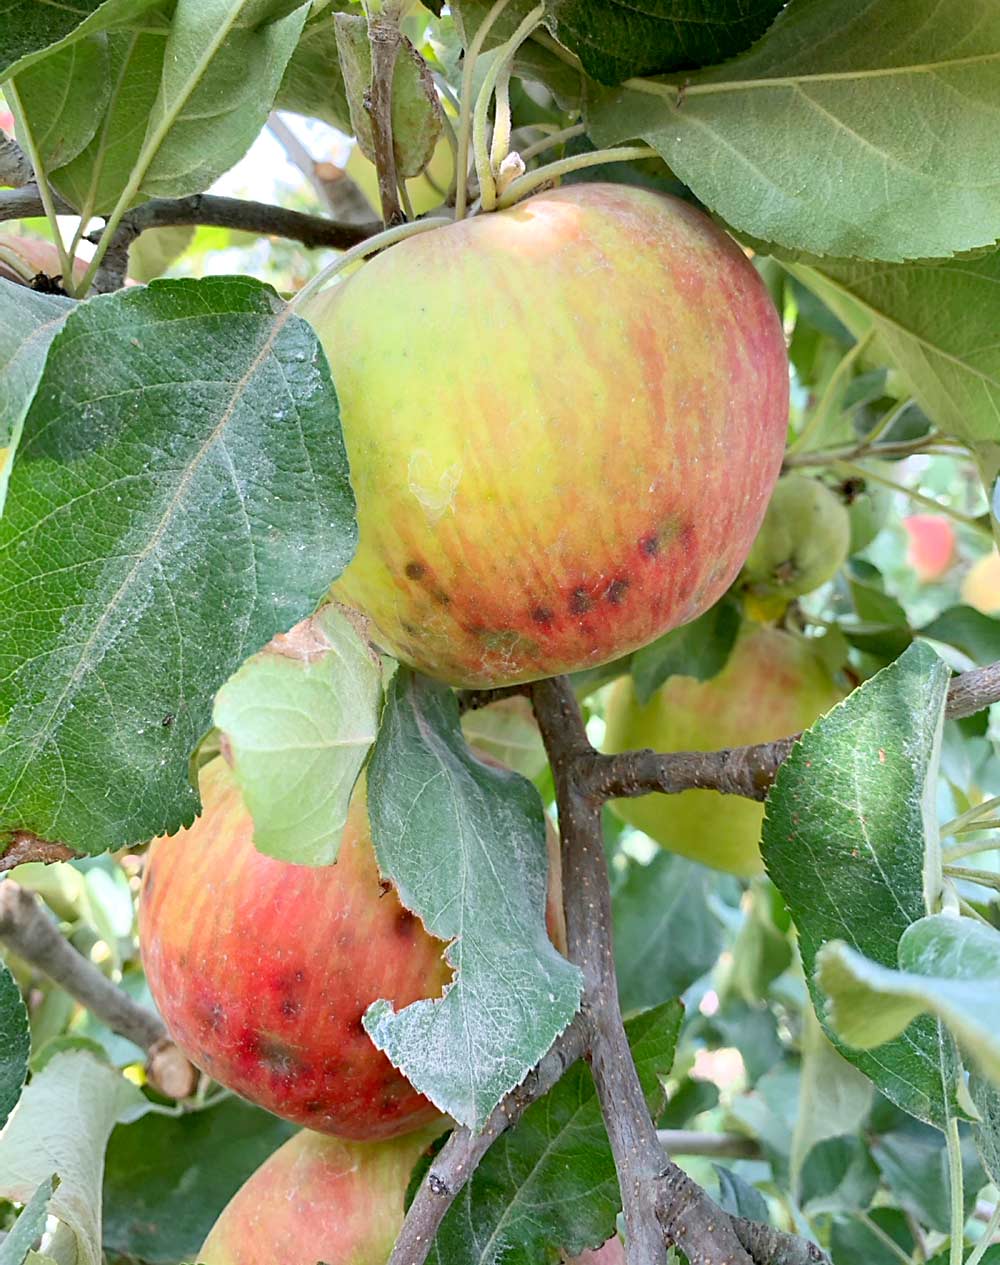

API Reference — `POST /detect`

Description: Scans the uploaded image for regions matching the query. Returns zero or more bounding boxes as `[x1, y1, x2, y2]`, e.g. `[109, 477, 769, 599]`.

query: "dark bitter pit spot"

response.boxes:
[404, 561, 426, 580]
[281, 997, 302, 1018]
[531, 606, 554, 626]
[606, 578, 629, 605]
[396, 908, 418, 937]
[639, 533, 660, 557]
[569, 588, 593, 615]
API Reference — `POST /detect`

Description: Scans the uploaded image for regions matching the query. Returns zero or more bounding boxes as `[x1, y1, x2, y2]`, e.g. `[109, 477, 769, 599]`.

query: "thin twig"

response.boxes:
[456, 683, 530, 714]
[267, 113, 374, 222]
[387, 1019, 587, 1265]
[0, 881, 196, 1097]
[657, 1130, 761, 1159]
[85, 193, 380, 293]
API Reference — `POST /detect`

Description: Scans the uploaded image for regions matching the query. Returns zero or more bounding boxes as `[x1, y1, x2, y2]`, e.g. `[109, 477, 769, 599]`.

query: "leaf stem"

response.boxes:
[946, 1115, 966, 1265]
[454, 0, 514, 220]
[289, 216, 450, 310]
[472, 4, 544, 212]
[4, 83, 76, 291]
[496, 145, 657, 208]
[786, 330, 875, 456]
[833, 459, 991, 534]
[519, 121, 586, 161]
[943, 797, 1000, 838]
[944, 865, 1000, 892]
[944, 835, 1000, 864]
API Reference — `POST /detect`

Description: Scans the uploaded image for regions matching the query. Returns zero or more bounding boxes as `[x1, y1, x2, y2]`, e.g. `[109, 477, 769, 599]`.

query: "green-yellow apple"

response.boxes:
[742, 474, 850, 610]
[842, 464, 893, 554]
[602, 623, 844, 875]
[140, 755, 565, 1139]
[200, 1125, 438, 1265]
[903, 514, 956, 583]
[302, 183, 789, 687]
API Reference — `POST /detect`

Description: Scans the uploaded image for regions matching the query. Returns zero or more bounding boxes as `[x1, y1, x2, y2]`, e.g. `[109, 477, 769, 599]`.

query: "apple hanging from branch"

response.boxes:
[301, 183, 789, 687]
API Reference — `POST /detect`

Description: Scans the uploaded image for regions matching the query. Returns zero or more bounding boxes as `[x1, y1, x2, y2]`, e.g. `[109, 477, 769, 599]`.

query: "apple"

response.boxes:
[962, 551, 1000, 614]
[566, 1237, 626, 1263]
[200, 1124, 438, 1265]
[842, 465, 893, 554]
[902, 514, 956, 583]
[741, 474, 851, 609]
[140, 755, 564, 1139]
[602, 622, 844, 876]
[302, 183, 788, 687]
[0, 233, 88, 289]
[140, 757, 450, 1140]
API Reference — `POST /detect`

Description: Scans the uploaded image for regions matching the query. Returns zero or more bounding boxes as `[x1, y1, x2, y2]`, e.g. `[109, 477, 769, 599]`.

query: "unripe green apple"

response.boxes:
[140, 756, 565, 1139]
[302, 183, 789, 687]
[842, 465, 893, 554]
[742, 474, 851, 606]
[602, 623, 844, 876]
[200, 1125, 438, 1265]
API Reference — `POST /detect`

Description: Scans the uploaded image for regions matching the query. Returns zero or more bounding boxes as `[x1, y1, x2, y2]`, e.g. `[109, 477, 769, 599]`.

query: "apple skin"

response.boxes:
[140, 758, 452, 1140]
[566, 1237, 626, 1264]
[962, 551, 1000, 613]
[903, 514, 956, 583]
[602, 623, 843, 876]
[200, 1125, 438, 1265]
[302, 183, 788, 688]
[141, 756, 565, 1139]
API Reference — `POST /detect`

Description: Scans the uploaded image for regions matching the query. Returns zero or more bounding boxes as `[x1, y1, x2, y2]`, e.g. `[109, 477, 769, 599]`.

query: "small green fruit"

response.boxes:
[742, 474, 851, 604]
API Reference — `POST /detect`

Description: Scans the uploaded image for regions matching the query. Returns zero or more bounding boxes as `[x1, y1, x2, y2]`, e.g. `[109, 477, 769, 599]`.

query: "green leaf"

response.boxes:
[799, 1136, 879, 1215]
[10, 37, 112, 171]
[612, 852, 722, 1014]
[0, 277, 356, 855]
[544, 0, 783, 85]
[830, 1208, 915, 1265]
[132, 0, 310, 202]
[0, 0, 163, 79]
[213, 606, 382, 865]
[0, 1176, 58, 1265]
[0, 1051, 145, 1265]
[428, 1001, 682, 1264]
[817, 914, 1000, 1089]
[791, 252, 1000, 481]
[714, 1164, 769, 1224]
[365, 670, 583, 1129]
[869, 1117, 984, 1233]
[460, 697, 547, 782]
[0, 280, 72, 511]
[49, 29, 167, 216]
[335, 13, 442, 179]
[970, 1070, 1000, 1188]
[586, 0, 1000, 262]
[0, 960, 29, 1130]
[761, 641, 958, 1126]
[102, 1097, 295, 1265]
[630, 595, 740, 706]
[275, 9, 352, 129]
[922, 607, 1000, 667]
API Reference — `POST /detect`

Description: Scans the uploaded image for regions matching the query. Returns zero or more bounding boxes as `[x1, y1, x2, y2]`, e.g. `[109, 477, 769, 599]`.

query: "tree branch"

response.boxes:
[0, 881, 196, 1098]
[388, 1018, 587, 1265]
[0, 184, 72, 223]
[657, 1130, 761, 1160]
[586, 657, 1000, 805]
[456, 683, 530, 714]
[267, 113, 375, 223]
[86, 193, 381, 293]
[531, 676, 751, 1265]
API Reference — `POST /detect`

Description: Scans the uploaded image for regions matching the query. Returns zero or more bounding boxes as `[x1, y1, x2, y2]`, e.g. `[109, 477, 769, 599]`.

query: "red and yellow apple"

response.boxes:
[566, 1237, 626, 1264]
[302, 183, 788, 687]
[140, 758, 450, 1140]
[602, 623, 844, 875]
[140, 755, 564, 1139]
[200, 1125, 438, 1265]
[961, 551, 1000, 614]
[903, 514, 956, 583]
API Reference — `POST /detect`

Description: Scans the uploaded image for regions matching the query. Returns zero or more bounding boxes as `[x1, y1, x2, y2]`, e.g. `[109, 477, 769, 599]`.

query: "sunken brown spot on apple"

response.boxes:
[280, 997, 302, 1018]
[349, 1011, 368, 1037]
[257, 1036, 306, 1079]
[405, 561, 426, 580]
[606, 578, 629, 604]
[569, 588, 593, 615]
[531, 605, 554, 626]
[639, 533, 660, 557]
[430, 589, 451, 606]
[396, 908, 418, 937]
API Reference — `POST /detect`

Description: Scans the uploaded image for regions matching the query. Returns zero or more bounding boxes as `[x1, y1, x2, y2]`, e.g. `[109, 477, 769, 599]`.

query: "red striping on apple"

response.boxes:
[302, 183, 789, 688]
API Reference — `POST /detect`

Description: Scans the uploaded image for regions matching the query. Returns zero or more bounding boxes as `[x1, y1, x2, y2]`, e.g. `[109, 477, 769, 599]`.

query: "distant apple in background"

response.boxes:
[0, 110, 13, 133]
[902, 514, 956, 582]
[962, 551, 1000, 614]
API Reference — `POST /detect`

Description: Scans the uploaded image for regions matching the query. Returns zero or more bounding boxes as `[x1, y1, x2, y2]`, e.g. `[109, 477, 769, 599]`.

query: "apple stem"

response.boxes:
[470, 4, 544, 213]
[289, 215, 451, 310]
[454, 0, 516, 221]
[495, 146, 659, 209]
